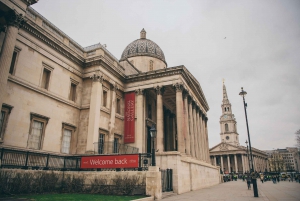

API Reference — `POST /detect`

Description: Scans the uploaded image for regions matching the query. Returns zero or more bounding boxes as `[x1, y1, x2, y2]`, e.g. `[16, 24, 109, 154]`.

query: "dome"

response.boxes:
[120, 29, 166, 64]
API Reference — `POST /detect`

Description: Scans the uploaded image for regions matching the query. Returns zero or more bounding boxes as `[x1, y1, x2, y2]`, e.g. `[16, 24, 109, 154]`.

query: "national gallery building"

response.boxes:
[209, 83, 268, 173]
[0, 0, 219, 195]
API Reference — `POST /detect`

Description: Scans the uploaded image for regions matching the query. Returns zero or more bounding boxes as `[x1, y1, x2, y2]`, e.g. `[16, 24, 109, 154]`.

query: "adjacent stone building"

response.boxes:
[0, 0, 220, 194]
[264, 147, 300, 172]
[209, 82, 268, 173]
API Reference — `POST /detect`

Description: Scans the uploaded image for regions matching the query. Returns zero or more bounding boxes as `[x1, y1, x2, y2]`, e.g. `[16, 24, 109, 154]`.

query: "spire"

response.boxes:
[222, 80, 230, 105]
[140, 28, 146, 39]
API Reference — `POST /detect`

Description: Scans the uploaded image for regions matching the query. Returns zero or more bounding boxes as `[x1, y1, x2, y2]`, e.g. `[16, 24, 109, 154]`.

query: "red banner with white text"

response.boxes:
[80, 154, 139, 169]
[124, 92, 135, 143]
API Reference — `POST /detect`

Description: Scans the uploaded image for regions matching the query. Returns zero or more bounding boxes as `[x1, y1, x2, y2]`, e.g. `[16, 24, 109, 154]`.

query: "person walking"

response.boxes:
[247, 176, 251, 190]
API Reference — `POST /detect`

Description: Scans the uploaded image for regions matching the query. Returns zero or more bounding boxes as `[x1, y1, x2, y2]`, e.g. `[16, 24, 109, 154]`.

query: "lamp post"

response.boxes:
[245, 140, 251, 172]
[239, 87, 258, 197]
[149, 124, 157, 166]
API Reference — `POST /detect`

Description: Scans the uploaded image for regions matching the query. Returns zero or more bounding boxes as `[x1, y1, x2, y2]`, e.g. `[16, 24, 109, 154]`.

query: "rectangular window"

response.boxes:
[114, 137, 119, 153]
[28, 113, 49, 150]
[61, 129, 72, 154]
[0, 111, 5, 139]
[98, 134, 105, 154]
[103, 90, 107, 107]
[69, 83, 77, 101]
[116, 98, 121, 114]
[9, 51, 18, 74]
[0, 104, 13, 141]
[41, 68, 51, 89]
[28, 120, 44, 149]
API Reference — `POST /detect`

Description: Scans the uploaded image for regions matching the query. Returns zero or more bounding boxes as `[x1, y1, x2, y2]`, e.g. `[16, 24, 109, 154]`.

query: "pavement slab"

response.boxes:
[162, 180, 300, 201]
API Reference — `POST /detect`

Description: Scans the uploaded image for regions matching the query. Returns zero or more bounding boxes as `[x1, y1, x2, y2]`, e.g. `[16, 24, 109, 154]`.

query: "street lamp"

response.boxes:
[239, 87, 258, 197]
[149, 124, 157, 166]
[245, 140, 251, 172]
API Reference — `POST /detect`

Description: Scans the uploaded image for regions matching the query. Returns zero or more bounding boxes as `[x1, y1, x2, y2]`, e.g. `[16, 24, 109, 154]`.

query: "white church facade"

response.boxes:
[209, 82, 268, 173]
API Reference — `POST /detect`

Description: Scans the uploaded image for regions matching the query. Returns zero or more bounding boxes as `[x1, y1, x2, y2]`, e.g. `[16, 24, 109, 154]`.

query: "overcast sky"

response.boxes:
[32, 0, 300, 150]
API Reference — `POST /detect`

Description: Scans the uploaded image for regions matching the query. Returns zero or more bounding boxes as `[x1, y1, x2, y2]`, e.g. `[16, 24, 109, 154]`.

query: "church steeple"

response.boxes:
[220, 80, 239, 146]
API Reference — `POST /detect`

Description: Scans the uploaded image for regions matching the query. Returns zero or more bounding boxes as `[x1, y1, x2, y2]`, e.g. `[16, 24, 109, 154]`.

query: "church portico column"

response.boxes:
[234, 154, 238, 173]
[221, 155, 224, 172]
[0, 12, 24, 109]
[86, 74, 103, 153]
[188, 98, 195, 157]
[155, 86, 164, 152]
[241, 154, 245, 173]
[227, 155, 231, 173]
[174, 83, 184, 153]
[214, 156, 217, 166]
[183, 92, 190, 155]
[135, 89, 145, 152]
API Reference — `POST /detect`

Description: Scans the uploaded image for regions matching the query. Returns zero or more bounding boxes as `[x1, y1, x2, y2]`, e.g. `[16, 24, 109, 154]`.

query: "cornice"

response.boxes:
[22, 21, 85, 66]
[84, 56, 126, 81]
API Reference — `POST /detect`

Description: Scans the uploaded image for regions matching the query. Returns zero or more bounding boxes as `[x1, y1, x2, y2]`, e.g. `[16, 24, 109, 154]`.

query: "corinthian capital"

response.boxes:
[7, 11, 24, 29]
[154, 86, 165, 95]
[90, 73, 103, 83]
[173, 83, 183, 92]
[135, 89, 144, 95]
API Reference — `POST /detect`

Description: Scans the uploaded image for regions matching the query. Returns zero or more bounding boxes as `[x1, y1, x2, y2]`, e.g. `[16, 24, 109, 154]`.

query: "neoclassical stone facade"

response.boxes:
[209, 83, 268, 173]
[0, 1, 220, 194]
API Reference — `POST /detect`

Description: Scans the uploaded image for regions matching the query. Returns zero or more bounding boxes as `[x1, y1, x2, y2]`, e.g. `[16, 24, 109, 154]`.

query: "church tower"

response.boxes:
[220, 81, 239, 146]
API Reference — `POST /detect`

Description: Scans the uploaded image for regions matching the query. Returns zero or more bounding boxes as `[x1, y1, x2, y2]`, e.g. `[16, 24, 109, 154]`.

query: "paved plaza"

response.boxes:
[162, 180, 300, 201]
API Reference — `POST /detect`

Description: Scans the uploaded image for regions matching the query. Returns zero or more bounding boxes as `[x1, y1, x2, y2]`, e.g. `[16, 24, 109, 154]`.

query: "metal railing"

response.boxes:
[0, 147, 151, 171]
[94, 142, 139, 155]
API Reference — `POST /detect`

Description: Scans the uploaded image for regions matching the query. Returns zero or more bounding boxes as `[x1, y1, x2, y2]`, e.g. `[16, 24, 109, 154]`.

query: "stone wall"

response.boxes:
[157, 152, 220, 194]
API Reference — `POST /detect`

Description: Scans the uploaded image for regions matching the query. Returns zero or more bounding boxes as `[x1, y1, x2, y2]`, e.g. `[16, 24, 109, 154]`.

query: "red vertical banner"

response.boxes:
[124, 92, 135, 143]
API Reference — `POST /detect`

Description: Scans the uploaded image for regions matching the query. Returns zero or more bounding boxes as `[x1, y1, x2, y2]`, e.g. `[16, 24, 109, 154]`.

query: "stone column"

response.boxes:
[241, 154, 245, 173]
[155, 86, 164, 152]
[227, 155, 231, 173]
[135, 89, 145, 152]
[221, 155, 224, 172]
[205, 118, 210, 163]
[108, 84, 117, 153]
[234, 154, 238, 173]
[214, 156, 217, 166]
[198, 109, 206, 161]
[86, 74, 103, 153]
[192, 104, 198, 158]
[0, 13, 24, 108]
[188, 98, 194, 157]
[183, 92, 190, 155]
[165, 110, 170, 151]
[171, 114, 176, 150]
[195, 108, 201, 159]
[174, 83, 184, 153]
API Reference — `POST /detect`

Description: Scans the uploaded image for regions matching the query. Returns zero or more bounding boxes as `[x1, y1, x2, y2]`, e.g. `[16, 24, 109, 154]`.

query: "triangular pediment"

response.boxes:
[209, 142, 244, 153]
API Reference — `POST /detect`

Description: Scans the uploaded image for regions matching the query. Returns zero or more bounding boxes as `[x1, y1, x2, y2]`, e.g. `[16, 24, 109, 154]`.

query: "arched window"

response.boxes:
[224, 108, 227, 112]
[225, 124, 229, 132]
[227, 107, 230, 111]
